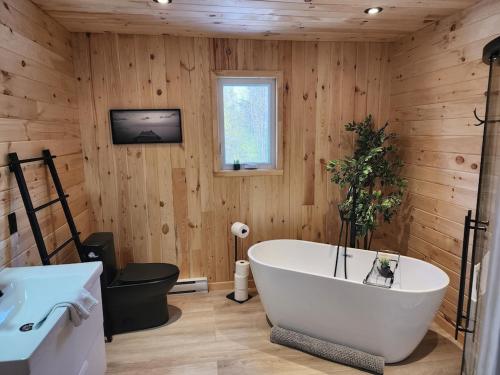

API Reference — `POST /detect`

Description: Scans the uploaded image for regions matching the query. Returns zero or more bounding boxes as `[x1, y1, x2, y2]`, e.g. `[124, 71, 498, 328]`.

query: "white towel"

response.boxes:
[35, 288, 98, 329]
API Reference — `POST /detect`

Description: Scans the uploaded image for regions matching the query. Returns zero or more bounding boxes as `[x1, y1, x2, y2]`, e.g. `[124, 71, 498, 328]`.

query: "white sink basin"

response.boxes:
[0, 262, 106, 375]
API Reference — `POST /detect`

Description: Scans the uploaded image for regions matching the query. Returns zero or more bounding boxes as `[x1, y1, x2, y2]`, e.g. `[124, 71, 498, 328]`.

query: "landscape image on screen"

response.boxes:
[110, 109, 182, 144]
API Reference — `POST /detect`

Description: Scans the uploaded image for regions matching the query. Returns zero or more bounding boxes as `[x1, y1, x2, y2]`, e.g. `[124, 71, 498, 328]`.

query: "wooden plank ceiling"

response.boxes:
[32, 0, 479, 41]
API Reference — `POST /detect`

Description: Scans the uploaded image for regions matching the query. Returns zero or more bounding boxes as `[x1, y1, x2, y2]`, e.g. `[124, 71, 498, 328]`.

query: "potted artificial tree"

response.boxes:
[326, 115, 407, 249]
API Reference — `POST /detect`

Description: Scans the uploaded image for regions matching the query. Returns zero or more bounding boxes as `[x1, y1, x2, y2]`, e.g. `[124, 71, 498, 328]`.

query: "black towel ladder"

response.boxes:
[8, 149, 84, 265]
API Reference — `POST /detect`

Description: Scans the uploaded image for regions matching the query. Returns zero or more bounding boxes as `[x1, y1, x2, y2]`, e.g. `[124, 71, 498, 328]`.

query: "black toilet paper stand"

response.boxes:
[226, 232, 253, 304]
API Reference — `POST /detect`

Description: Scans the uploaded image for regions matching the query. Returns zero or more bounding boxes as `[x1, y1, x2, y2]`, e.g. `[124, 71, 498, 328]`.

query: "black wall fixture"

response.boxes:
[8, 212, 17, 235]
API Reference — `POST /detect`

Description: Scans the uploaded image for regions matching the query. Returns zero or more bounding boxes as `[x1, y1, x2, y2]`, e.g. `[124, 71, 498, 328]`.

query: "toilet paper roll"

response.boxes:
[234, 273, 248, 290]
[231, 222, 250, 239]
[234, 288, 248, 302]
[235, 260, 250, 277]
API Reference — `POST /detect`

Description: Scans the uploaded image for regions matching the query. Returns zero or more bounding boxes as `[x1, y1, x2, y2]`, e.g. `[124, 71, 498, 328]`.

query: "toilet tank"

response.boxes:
[82, 233, 118, 286]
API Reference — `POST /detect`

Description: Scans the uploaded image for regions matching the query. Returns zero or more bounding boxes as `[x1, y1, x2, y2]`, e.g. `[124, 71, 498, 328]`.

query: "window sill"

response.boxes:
[214, 169, 284, 177]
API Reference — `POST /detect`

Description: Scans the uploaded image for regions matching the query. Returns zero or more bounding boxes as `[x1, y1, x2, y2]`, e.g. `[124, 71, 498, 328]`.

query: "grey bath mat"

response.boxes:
[270, 326, 385, 374]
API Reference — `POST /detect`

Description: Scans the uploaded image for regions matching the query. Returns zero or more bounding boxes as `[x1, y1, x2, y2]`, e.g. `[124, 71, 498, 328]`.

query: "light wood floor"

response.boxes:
[105, 290, 462, 374]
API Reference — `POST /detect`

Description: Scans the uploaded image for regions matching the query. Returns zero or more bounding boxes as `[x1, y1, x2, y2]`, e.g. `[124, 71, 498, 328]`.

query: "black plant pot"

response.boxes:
[233, 163, 241, 170]
[378, 265, 393, 279]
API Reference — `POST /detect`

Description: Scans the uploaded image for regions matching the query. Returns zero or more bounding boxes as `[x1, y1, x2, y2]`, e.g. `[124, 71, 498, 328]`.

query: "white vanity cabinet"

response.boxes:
[0, 262, 106, 375]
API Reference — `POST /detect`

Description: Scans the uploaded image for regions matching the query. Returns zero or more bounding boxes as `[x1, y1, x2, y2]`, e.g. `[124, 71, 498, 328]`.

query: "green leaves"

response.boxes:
[379, 257, 390, 269]
[326, 115, 407, 243]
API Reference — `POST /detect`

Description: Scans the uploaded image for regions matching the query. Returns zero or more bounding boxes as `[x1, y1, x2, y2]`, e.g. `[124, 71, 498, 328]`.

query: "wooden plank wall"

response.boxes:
[73, 34, 391, 283]
[386, 0, 500, 337]
[0, 0, 91, 268]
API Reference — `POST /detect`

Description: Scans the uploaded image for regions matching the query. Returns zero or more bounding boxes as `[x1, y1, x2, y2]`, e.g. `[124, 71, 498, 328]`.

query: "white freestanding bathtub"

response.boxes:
[248, 239, 449, 363]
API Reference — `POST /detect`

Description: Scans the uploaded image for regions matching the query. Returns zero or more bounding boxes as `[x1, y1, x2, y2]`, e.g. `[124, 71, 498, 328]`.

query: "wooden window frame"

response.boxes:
[211, 70, 283, 177]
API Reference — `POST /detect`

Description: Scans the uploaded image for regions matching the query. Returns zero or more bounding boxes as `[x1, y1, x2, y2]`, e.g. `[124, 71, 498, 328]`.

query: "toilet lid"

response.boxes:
[119, 263, 179, 284]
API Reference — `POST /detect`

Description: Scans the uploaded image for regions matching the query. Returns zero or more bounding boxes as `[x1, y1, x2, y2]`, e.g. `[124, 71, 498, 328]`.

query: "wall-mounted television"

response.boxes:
[109, 109, 182, 144]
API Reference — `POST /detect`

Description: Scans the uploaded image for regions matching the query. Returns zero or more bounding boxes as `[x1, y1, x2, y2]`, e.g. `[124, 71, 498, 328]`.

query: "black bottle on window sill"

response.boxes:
[233, 161, 241, 170]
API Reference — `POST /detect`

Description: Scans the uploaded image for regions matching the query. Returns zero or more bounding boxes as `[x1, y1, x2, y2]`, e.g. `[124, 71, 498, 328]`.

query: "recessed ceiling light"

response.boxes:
[364, 7, 383, 15]
[154, 0, 171, 4]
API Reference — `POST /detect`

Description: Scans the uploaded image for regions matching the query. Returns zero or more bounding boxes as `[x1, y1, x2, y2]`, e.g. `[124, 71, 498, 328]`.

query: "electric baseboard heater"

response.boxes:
[169, 277, 208, 294]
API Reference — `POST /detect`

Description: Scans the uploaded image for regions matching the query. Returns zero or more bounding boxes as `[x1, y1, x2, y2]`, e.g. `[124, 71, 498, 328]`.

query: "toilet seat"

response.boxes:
[118, 263, 179, 284]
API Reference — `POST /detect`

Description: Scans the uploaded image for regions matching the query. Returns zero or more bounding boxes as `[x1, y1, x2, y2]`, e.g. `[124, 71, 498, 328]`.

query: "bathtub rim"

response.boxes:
[248, 239, 449, 295]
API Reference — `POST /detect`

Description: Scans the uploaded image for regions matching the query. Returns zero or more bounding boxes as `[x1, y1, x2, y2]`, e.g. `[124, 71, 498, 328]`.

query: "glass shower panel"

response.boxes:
[461, 46, 500, 375]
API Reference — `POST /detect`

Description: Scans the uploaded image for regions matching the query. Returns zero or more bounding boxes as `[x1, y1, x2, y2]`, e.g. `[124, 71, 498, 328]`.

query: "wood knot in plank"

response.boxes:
[162, 224, 169, 234]
[180, 61, 195, 72]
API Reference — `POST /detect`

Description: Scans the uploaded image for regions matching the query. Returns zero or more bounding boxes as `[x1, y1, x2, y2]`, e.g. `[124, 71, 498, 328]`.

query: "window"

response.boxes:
[212, 71, 283, 176]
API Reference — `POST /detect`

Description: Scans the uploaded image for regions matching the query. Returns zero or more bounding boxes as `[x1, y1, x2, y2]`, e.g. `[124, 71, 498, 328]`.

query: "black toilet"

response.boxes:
[82, 232, 179, 341]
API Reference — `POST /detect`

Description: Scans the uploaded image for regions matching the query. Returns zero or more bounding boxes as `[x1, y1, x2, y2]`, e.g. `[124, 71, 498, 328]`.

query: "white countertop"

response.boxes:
[0, 262, 103, 362]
